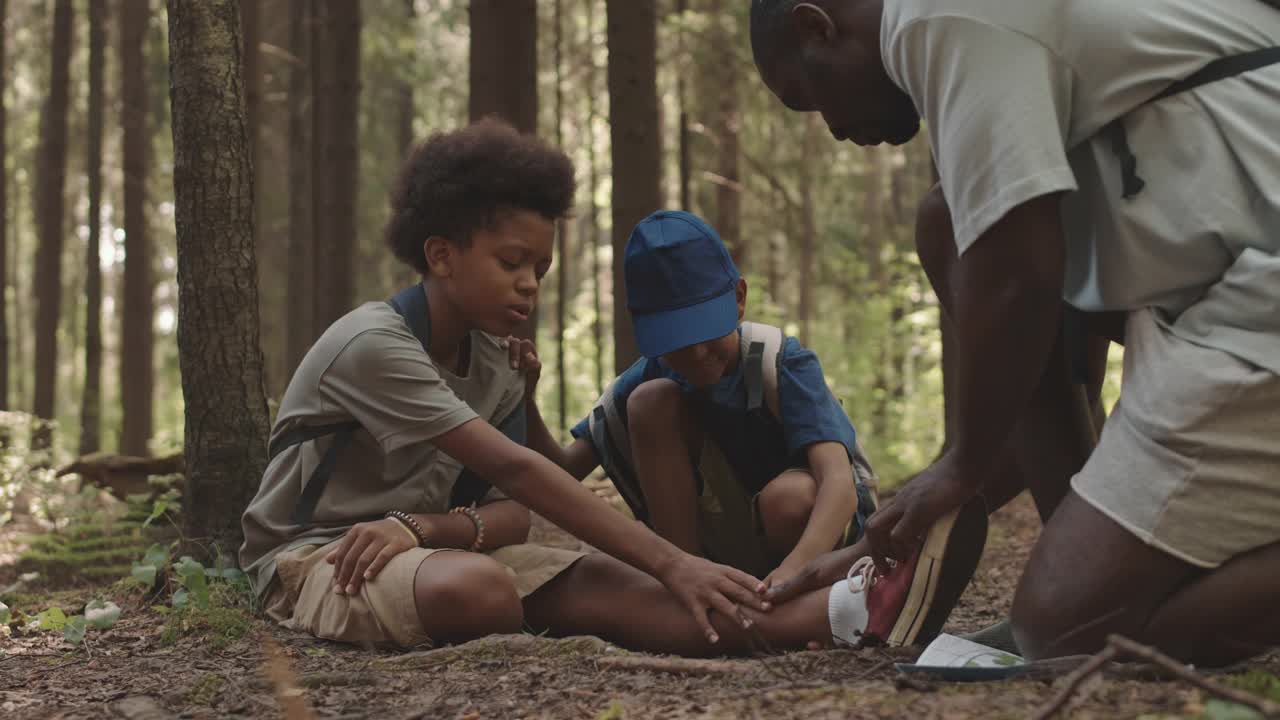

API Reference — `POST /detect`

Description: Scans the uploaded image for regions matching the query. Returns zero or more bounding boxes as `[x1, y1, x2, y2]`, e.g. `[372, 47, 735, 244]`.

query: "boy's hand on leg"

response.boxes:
[763, 543, 864, 604]
[325, 519, 419, 596]
[657, 552, 771, 644]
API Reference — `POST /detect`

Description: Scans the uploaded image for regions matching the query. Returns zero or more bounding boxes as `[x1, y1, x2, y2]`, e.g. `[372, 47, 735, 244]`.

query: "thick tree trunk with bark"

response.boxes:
[32, 0, 74, 442]
[0, 0, 8, 411]
[120, 0, 155, 455]
[285, 0, 314, 376]
[585, 0, 604, 394]
[254, 0, 291, 398]
[167, 0, 271, 558]
[710, 0, 741, 267]
[310, 0, 360, 336]
[606, 0, 660, 373]
[81, 0, 106, 456]
[469, 0, 538, 339]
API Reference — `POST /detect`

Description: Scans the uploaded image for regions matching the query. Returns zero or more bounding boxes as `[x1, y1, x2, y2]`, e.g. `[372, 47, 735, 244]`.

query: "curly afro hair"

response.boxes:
[385, 118, 576, 274]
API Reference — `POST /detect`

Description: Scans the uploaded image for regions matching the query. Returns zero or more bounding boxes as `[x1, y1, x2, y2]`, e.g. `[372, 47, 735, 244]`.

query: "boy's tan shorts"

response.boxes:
[1072, 308, 1280, 569]
[694, 439, 875, 578]
[263, 538, 585, 648]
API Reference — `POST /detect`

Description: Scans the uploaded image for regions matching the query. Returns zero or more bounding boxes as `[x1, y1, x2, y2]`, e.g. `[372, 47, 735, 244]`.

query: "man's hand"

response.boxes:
[325, 518, 420, 595]
[864, 450, 979, 572]
[506, 336, 541, 392]
[656, 552, 771, 644]
[761, 543, 863, 604]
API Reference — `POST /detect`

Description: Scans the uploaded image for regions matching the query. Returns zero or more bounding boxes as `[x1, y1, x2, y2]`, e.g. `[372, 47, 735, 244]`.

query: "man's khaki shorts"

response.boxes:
[263, 538, 585, 648]
[1072, 308, 1280, 568]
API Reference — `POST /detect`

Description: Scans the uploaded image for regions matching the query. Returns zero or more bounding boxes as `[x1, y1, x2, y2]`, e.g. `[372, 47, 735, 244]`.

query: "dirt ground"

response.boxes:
[2, 493, 1277, 720]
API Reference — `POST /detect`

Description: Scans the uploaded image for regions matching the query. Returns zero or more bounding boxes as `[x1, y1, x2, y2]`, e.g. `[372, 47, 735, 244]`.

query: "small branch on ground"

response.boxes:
[1034, 634, 1280, 720]
[594, 655, 747, 676]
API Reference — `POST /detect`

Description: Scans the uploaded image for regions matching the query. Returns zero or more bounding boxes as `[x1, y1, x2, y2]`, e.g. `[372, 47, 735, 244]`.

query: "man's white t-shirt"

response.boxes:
[881, 0, 1280, 373]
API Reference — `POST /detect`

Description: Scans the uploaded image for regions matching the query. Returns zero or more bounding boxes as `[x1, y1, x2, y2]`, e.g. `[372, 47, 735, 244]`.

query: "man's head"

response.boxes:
[625, 211, 748, 387]
[384, 118, 575, 336]
[751, 0, 920, 146]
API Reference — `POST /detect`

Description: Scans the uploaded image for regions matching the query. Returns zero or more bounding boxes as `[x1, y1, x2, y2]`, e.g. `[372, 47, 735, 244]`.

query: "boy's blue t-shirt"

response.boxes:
[570, 330, 858, 494]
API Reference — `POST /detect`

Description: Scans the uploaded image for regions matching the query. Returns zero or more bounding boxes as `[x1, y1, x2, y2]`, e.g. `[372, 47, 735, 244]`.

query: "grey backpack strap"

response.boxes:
[741, 322, 880, 499]
[588, 382, 648, 521]
[739, 322, 784, 418]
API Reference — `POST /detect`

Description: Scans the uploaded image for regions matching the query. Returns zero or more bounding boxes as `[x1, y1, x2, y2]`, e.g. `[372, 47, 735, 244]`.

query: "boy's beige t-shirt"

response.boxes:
[239, 301, 525, 597]
[881, 0, 1280, 374]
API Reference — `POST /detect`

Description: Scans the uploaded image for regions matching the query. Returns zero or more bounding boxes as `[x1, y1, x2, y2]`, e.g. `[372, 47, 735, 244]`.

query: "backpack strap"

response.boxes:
[739, 322, 880, 496]
[739, 322, 784, 418]
[587, 381, 649, 521]
[1107, 46, 1280, 199]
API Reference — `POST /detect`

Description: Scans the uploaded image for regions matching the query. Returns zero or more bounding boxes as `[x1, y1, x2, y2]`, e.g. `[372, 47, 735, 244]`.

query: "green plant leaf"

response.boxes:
[0, 600, 9, 625]
[174, 556, 211, 609]
[131, 563, 158, 587]
[173, 588, 189, 609]
[142, 498, 169, 527]
[85, 599, 121, 630]
[63, 615, 88, 645]
[143, 544, 170, 568]
[34, 606, 69, 631]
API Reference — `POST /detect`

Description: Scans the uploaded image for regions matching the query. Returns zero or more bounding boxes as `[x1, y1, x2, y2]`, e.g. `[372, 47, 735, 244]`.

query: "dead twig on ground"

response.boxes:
[594, 655, 746, 676]
[1034, 634, 1280, 720]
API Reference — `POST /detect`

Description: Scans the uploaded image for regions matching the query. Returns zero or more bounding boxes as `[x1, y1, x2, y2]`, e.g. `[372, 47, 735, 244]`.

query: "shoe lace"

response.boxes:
[846, 555, 896, 595]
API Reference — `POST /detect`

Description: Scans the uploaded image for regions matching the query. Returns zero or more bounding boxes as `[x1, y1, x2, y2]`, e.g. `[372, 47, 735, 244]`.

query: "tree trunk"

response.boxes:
[710, 0, 741, 267]
[119, 0, 154, 456]
[675, 0, 691, 213]
[553, 0, 569, 430]
[32, 0, 74, 446]
[469, 0, 538, 339]
[796, 115, 818, 344]
[255, 0, 291, 398]
[606, 0, 660, 374]
[285, 0, 314, 376]
[586, 0, 604, 394]
[166, 0, 271, 559]
[80, 0, 106, 456]
[397, 0, 415, 157]
[0, 0, 8, 412]
[309, 0, 359, 336]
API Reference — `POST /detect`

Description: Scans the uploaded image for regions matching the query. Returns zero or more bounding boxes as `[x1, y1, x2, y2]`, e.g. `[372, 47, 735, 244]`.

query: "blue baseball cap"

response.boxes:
[625, 210, 741, 358]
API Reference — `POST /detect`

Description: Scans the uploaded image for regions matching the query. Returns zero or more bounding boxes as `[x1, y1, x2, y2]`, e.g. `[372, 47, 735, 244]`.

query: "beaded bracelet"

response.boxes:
[450, 505, 486, 553]
[385, 510, 427, 547]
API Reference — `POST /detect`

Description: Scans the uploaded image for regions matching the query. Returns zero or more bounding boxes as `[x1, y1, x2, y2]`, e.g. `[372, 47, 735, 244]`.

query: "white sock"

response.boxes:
[826, 575, 870, 646]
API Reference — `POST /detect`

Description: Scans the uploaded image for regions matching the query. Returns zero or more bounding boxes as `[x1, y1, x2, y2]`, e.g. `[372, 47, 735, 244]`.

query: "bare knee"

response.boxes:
[758, 471, 818, 556]
[414, 553, 522, 643]
[626, 379, 686, 436]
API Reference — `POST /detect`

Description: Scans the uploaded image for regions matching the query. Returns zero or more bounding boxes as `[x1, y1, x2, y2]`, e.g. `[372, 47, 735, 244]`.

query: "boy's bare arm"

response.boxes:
[410, 499, 531, 550]
[770, 441, 858, 585]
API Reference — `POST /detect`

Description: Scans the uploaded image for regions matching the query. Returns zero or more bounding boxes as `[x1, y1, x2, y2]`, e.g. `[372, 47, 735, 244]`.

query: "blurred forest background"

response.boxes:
[1, 0, 963, 529]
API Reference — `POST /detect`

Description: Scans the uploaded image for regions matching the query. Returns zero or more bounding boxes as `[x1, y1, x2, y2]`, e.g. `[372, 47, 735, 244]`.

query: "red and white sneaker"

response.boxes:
[828, 497, 988, 647]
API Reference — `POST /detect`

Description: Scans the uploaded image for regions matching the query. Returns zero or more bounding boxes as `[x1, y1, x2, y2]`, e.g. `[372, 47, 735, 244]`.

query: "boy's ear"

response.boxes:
[735, 278, 748, 322]
[423, 235, 453, 278]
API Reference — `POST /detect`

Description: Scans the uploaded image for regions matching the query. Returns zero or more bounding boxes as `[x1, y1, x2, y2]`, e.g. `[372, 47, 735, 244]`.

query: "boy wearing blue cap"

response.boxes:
[531, 210, 877, 588]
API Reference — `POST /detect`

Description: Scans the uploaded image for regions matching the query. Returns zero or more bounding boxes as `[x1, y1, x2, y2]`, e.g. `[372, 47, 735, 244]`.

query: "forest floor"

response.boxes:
[2, 490, 1278, 720]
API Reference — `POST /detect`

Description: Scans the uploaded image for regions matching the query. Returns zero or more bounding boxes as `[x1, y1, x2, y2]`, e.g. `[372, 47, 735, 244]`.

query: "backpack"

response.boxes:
[268, 284, 522, 526]
[586, 321, 877, 523]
